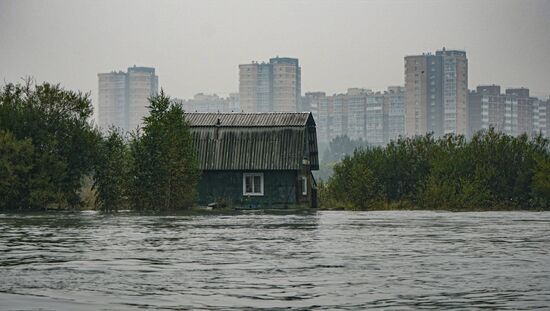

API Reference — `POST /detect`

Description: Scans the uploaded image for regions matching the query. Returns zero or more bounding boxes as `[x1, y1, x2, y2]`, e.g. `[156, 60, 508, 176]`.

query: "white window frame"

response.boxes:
[243, 173, 264, 196]
[301, 176, 307, 196]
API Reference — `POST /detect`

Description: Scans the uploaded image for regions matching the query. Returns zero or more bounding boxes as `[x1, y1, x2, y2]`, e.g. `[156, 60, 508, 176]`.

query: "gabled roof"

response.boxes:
[184, 112, 319, 171]
[184, 112, 314, 127]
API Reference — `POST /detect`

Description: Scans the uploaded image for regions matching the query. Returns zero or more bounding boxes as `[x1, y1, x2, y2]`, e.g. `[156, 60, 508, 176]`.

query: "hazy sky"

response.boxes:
[1, 0, 550, 111]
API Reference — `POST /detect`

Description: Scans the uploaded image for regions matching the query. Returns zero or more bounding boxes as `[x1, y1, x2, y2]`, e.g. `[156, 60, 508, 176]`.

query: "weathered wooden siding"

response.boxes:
[185, 112, 319, 208]
[197, 171, 297, 207]
[191, 127, 306, 170]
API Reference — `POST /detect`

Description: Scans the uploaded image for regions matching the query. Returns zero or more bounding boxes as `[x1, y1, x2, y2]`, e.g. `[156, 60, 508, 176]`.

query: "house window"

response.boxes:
[301, 176, 307, 196]
[243, 173, 264, 196]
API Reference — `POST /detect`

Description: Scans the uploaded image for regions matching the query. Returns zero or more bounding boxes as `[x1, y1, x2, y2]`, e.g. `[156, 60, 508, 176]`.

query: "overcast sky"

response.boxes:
[1, 0, 550, 111]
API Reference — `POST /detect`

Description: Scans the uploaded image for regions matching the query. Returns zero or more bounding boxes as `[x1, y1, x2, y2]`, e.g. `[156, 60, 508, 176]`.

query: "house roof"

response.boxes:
[184, 112, 319, 171]
[184, 112, 314, 127]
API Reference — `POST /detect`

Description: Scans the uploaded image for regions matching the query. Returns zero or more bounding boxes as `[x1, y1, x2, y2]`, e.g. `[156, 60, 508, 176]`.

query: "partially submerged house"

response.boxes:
[185, 112, 319, 208]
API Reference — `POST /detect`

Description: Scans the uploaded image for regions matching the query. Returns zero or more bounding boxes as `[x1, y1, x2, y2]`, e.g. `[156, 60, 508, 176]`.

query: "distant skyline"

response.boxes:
[1, 0, 550, 113]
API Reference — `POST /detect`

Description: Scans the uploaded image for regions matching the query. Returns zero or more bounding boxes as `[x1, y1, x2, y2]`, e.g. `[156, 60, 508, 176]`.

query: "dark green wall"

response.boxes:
[197, 170, 298, 208]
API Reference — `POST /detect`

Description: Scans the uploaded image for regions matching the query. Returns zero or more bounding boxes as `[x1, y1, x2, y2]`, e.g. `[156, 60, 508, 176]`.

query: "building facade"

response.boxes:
[186, 112, 319, 208]
[315, 87, 405, 145]
[176, 93, 240, 113]
[97, 66, 158, 132]
[301, 91, 324, 122]
[385, 86, 406, 142]
[405, 48, 468, 137]
[469, 85, 548, 137]
[97, 71, 127, 130]
[238, 57, 301, 112]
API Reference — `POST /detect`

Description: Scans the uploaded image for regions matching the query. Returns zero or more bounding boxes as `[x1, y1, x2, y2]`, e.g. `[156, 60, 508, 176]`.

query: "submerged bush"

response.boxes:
[320, 129, 550, 210]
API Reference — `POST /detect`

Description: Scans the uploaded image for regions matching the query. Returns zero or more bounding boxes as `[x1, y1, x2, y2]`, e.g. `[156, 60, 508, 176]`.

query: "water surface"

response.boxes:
[1, 211, 549, 310]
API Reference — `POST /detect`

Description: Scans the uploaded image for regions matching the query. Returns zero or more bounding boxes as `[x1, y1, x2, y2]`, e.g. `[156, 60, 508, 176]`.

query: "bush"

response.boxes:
[321, 129, 550, 210]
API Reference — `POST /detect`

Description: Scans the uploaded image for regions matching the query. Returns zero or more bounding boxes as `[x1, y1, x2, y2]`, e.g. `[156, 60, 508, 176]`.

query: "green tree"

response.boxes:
[93, 128, 130, 212]
[326, 153, 385, 210]
[532, 156, 550, 208]
[128, 91, 200, 211]
[320, 129, 549, 210]
[0, 130, 34, 210]
[0, 82, 101, 210]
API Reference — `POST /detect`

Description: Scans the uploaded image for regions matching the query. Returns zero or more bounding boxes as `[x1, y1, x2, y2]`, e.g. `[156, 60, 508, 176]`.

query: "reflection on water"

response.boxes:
[1, 211, 549, 310]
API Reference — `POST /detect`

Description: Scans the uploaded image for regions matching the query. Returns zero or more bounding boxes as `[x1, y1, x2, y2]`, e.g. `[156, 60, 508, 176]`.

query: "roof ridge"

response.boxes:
[184, 112, 310, 114]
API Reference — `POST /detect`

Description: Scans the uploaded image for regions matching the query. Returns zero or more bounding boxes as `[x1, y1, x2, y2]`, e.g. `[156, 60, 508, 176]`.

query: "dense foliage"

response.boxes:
[320, 130, 550, 210]
[127, 91, 200, 211]
[0, 82, 101, 210]
[93, 128, 130, 212]
[0, 82, 199, 212]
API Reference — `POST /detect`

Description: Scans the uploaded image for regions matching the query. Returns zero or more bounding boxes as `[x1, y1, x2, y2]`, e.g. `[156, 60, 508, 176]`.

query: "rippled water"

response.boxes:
[1, 211, 549, 310]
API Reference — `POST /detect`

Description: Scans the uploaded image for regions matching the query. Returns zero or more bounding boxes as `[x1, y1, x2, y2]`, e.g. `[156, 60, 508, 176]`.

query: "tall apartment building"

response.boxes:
[126, 66, 158, 131]
[97, 71, 127, 130]
[469, 85, 548, 137]
[533, 98, 548, 137]
[405, 48, 468, 137]
[365, 92, 385, 144]
[301, 92, 324, 122]
[385, 86, 406, 142]
[238, 57, 301, 112]
[97, 66, 158, 131]
[316, 87, 405, 145]
[347, 88, 370, 141]
[238, 62, 272, 112]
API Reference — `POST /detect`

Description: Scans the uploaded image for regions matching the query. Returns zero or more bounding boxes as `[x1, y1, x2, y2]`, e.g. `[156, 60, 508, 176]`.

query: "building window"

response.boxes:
[301, 176, 307, 196]
[243, 173, 264, 196]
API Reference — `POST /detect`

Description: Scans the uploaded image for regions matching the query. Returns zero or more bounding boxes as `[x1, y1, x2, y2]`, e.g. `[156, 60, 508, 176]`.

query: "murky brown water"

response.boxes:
[1, 211, 549, 310]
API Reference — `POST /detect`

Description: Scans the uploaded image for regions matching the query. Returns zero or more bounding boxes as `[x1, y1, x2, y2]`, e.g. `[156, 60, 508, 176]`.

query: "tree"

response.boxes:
[128, 91, 200, 211]
[0, 81, 101, 210]
[532, 156, 550, 208]
[326, 153, 385, 210]
[320, 129, 549, 210]
[0, 130, 34, 210]
[93, 128, 130, 212]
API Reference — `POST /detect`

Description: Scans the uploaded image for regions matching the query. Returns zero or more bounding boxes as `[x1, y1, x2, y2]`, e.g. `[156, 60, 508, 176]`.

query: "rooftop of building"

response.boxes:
[185, 112, 318, 171]
[184, 112, 315, 127]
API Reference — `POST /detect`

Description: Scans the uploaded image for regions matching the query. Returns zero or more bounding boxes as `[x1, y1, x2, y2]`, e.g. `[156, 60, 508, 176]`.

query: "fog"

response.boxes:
[1, 0, 549, 110]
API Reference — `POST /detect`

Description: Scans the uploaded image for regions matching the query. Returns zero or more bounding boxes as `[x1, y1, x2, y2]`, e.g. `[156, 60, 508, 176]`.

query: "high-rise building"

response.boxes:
[301, 92, 324, 122]
[126, 66, 158, 131]
[469, 85, 547, 137]
[97, 71, 127, 130]
[238, 62, 272, 112]
[405, 48, 468, 137]
[365, 92, 385, 145]
[385, 86, 406, 142]
[270, 57, 301, 112]
[238, 57, 301, 112]
[532, 98, 548, 137]
[97, 66, 158, 132]
[315, 87, 405, 145]
[346, 88, 369, 141]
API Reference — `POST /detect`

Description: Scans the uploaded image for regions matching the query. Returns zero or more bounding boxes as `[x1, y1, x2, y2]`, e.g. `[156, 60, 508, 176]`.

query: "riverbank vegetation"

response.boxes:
[319, 131, 550, 210]
[2, 81, 549, 212]
[0, 81, 198, 212]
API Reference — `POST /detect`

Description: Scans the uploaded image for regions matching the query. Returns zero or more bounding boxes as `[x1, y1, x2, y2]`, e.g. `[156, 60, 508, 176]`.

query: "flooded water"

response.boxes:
[1, 211, 549, 310]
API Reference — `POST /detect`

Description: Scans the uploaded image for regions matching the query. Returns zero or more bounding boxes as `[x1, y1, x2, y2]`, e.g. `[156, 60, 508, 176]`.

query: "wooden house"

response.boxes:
[185, 112, 319, 208]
